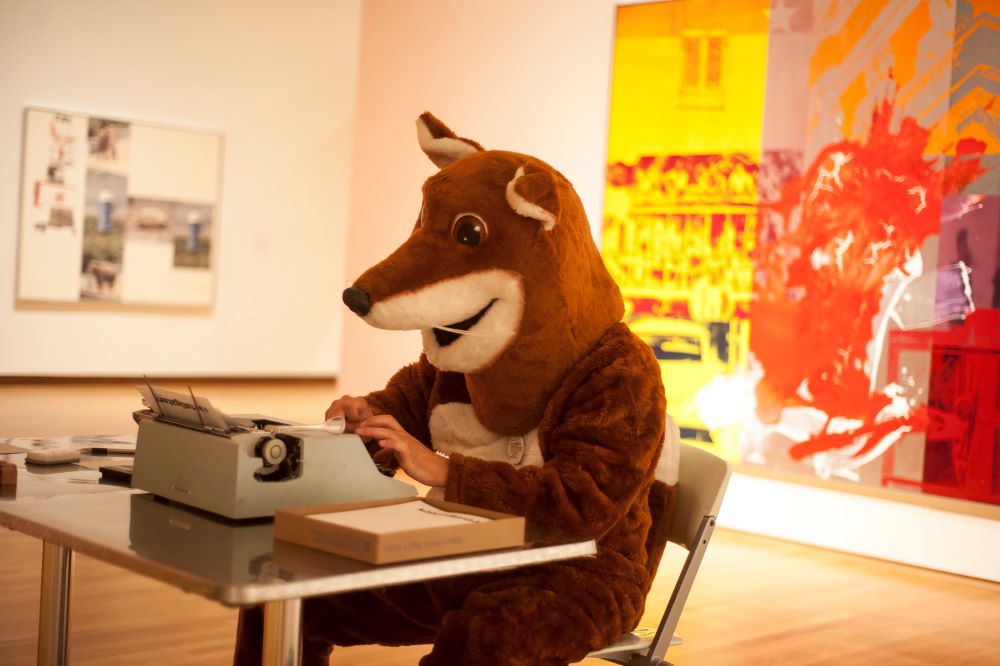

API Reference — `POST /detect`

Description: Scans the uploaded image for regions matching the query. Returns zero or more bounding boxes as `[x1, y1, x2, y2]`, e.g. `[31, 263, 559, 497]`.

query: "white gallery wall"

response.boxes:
[340, 0, 620, 398]
[343, 0, 999, 581]
[0, 0, 362, 376]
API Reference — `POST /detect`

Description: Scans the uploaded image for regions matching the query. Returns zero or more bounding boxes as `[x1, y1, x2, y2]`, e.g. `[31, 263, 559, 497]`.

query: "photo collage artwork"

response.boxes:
[16, 108, 222, 309]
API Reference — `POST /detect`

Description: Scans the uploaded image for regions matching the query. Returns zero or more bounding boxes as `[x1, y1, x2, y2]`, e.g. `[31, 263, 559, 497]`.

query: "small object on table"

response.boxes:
[25, 449, 82, 466]
[80, 445, 135, 455]
[0, 461, 16, 486]
[99, 464, 134, 484]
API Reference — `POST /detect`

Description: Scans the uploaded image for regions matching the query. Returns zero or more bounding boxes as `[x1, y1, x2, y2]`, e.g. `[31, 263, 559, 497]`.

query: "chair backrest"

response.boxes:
[588, 439, 732, 664]
[669, 442, 731, 550]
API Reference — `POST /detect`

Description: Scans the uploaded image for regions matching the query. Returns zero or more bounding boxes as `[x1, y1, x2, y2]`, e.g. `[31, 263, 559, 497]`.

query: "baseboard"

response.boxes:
[719, 472, 1000, 582]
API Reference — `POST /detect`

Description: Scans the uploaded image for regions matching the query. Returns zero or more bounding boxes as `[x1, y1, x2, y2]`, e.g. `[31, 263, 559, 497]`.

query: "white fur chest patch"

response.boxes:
[429, 402, 543, 468]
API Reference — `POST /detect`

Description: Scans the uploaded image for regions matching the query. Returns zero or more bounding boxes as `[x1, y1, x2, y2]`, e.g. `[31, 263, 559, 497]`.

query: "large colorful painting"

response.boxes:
[16, 108, 222, 310]
[604, 0, 999, 510]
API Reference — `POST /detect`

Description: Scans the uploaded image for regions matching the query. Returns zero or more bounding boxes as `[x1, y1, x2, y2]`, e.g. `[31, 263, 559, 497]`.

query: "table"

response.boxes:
[0, 450, 596, 665]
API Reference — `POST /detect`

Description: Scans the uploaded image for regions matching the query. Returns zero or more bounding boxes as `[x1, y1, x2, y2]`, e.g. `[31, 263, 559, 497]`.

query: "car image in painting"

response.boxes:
[629, 316, 727, 450]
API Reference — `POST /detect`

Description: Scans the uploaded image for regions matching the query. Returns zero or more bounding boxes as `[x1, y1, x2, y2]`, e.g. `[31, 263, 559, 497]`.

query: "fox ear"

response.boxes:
[506, 165, 558, 230]
[416, 112, 483, 169]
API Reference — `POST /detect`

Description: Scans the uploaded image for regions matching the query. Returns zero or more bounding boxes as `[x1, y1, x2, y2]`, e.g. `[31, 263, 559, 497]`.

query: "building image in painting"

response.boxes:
[603, 0, 770, 460]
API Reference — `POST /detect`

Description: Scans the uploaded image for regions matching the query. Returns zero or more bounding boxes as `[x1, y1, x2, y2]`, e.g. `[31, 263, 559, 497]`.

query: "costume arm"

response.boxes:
[365, 355, 437, 446]
[443, 336, 665, 539]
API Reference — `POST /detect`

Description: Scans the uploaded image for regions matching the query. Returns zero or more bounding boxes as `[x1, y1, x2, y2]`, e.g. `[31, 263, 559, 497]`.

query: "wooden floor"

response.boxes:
[1, 381, 998, 665]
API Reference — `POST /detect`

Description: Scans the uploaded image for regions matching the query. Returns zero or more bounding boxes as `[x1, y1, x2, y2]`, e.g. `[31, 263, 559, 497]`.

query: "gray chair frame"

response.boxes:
[587, 442, 732, 665]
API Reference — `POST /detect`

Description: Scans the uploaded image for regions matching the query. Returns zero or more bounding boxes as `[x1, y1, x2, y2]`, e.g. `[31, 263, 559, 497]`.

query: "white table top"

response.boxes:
[0, 451, 596, 607]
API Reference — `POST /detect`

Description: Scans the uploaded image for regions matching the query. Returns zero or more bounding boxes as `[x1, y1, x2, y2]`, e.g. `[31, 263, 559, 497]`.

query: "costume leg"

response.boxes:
[421, 565, 646, 666]
[234, 584, 439, 666]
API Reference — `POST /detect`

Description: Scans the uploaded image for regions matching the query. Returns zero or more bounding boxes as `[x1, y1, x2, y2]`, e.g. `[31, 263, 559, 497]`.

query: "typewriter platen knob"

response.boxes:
[256, 437, 287, 466]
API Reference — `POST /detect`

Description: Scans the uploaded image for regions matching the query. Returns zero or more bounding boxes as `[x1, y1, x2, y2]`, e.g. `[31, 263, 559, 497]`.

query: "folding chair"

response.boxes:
[587, 437, 732, 665]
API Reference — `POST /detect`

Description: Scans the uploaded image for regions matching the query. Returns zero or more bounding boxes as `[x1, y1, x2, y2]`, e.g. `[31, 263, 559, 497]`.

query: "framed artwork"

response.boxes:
[603, 0, 999, 513]
[15, 107, 223, 311]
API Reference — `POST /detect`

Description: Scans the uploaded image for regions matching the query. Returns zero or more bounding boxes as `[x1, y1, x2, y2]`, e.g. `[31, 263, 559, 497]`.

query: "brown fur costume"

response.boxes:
[235, 114, 677, 666]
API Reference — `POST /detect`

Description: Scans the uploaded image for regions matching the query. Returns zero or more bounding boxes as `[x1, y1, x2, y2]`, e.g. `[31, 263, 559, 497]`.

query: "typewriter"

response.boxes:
[131, 383, 416, 520]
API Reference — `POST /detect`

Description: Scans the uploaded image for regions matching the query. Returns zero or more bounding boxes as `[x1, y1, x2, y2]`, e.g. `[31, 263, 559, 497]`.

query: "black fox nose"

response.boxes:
[342, 287, 372, 316]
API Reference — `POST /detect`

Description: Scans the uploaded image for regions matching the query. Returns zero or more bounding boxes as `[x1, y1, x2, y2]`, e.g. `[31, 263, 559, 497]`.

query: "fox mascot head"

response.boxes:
[343, 113, 625, 435]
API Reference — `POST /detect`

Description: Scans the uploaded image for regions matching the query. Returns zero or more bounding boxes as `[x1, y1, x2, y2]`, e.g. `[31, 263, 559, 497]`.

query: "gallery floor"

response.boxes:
[1, 380, 997, 665]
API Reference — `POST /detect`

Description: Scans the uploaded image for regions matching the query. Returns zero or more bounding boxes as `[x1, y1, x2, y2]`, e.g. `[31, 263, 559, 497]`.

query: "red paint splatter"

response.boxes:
[751, 94, 986, 460]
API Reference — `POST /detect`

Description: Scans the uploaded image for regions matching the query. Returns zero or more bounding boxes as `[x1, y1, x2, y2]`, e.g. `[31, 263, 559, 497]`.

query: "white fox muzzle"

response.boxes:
[359, 269, 524, 373]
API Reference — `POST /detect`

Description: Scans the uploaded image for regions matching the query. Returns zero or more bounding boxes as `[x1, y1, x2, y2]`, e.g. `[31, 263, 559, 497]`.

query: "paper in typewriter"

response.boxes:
[136, 384, 232, 430]
[311, 500, 490, 535]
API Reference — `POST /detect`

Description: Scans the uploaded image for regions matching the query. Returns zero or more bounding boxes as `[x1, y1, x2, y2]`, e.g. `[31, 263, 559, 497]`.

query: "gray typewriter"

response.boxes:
[132, 383, 416, 520]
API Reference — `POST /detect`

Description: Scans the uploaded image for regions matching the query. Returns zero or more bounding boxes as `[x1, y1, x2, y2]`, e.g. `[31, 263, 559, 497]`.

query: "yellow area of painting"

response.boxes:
[607, 0, 768, 163]
[603, 0, 769, 461]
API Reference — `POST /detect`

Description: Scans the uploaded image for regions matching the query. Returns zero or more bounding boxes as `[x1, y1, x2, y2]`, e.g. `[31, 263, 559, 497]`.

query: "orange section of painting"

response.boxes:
[967, 0, 998, 17]
[942, 7, 1000, 154]
[809, 0, 883, 85]
[888, 1, 932, 88]
[839, 71, 868, 140]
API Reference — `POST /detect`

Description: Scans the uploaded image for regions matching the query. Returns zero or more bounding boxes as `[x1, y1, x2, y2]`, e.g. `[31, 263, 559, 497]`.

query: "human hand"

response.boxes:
[324, 395, 374, 435]
[354, 415, 449, 488]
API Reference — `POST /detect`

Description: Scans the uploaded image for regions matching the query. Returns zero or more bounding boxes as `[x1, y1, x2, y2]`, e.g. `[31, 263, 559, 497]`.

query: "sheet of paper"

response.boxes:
[71, 434, 136, 453]
[0, 442, 28, 454]
[137, 384, 228, 429]
[223, 414, 258, 429]
[311, 500, 491, 535]
[0, 435, 135, 452]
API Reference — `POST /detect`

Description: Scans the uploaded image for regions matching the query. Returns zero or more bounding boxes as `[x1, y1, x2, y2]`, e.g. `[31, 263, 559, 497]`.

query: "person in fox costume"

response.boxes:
[235, 113, 679, 666]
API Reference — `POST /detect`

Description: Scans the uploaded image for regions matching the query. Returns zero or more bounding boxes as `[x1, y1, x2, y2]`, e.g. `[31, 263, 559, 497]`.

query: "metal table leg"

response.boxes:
[262, 598, 303, 666]
[37, 541, 73, 666]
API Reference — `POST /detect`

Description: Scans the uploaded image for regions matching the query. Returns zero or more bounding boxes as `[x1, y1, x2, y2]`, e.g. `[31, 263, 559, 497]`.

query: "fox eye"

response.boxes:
[452, 214, 486, 247]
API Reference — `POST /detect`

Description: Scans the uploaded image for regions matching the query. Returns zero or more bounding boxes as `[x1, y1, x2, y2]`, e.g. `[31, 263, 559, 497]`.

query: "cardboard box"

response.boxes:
[274, 496, 525, 564]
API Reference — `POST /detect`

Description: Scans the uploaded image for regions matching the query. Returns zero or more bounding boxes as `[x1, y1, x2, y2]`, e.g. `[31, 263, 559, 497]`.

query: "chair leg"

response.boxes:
[645, 516, 716, 662]
[623, 655, 672, 666]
